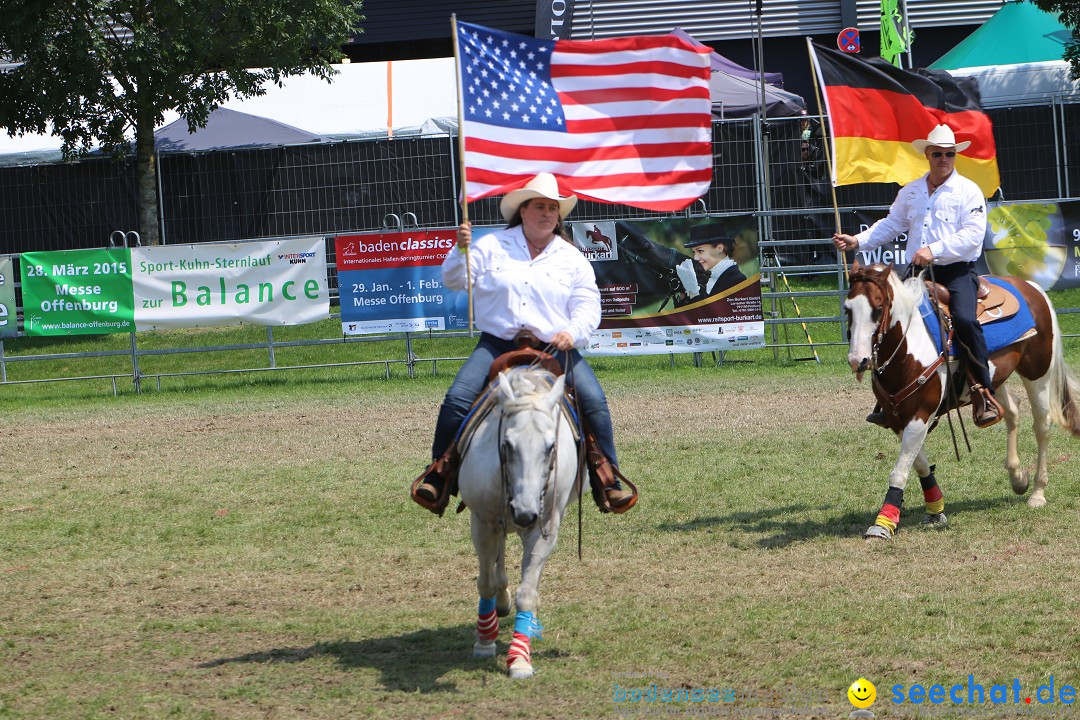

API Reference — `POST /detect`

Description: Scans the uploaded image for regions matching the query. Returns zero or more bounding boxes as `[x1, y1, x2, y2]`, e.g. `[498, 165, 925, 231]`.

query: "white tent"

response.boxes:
[949, 61, 1079, 106]
[929, 2, 1079, 106]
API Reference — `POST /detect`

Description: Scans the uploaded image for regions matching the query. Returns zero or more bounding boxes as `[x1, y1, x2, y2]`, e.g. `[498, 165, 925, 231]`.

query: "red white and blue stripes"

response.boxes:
[507, 610, 543, 670]
[477, 596, 499, 644]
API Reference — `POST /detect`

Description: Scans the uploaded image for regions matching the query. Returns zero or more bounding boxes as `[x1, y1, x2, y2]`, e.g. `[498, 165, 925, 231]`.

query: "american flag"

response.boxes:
[456, 21, 713, 212]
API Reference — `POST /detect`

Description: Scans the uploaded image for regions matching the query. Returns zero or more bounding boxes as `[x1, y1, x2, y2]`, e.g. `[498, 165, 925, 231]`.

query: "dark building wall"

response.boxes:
[347, 0, 535, 62]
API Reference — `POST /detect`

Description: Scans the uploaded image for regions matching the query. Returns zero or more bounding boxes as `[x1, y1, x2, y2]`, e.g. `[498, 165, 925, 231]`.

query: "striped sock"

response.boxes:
[920, 466, 944, 514]
[477, 597, 498, 643]
[875, 486, 904, 532]
[508, 632, 531, 667]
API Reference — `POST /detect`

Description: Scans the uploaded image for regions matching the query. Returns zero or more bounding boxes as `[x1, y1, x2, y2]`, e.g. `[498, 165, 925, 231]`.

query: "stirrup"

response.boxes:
[588, 458, 639, 514]
[972, 386, 1003, 429]
[410, 460, 454, 516]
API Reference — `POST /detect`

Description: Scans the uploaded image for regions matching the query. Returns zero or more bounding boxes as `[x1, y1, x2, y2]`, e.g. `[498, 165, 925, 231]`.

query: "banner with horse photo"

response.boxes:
[569, 217, 764, 355]
[846, 199, 1080, 290]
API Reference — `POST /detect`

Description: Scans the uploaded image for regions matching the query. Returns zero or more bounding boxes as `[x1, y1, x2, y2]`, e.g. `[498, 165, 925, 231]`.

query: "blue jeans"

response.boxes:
[432, 333, 619, 466]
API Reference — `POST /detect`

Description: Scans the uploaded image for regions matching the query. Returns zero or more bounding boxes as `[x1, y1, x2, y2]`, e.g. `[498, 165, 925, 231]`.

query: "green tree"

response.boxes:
[0, 0, 362, 245]
[1028, 0, 1080, 79]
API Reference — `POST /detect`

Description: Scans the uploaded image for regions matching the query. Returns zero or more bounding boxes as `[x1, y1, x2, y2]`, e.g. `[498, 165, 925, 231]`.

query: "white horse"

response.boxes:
[845, 264, 1080, 540]
[457, 366, 580, 678]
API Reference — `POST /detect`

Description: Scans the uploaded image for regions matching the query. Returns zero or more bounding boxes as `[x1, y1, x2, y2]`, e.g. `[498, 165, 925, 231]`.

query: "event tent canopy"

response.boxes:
[154, 108, 327, 152]
[929, 1, 1072, 70]
[929, 1, 1079, 104]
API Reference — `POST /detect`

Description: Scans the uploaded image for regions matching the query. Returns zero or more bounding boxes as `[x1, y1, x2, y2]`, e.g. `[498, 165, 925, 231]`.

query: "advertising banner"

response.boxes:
[131, 238, 329, 330]
[572, 218, 764, 356]
[0, 257, 17, 338]
[19, 248, 135, 336]
[335, 230, 464, 335]
[849, 199, 1080, 289]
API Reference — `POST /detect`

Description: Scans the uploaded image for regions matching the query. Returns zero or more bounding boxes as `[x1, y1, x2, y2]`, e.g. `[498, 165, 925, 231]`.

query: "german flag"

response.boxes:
[809, 43, 1000, 198]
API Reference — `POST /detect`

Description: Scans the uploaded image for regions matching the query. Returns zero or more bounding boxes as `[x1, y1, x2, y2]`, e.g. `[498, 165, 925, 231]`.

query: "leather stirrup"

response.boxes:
[409, 453, 459, 516]
[584, 431, 638, 514]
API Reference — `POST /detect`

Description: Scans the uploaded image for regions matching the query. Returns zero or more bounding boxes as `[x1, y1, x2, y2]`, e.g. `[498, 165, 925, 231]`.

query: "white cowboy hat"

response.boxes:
[498, 172, 578, 222]
[911, 124, 971, 153]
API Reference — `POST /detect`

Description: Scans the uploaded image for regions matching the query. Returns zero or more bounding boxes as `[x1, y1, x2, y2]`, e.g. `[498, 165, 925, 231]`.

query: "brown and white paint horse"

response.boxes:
[845, 264, 1080, 540]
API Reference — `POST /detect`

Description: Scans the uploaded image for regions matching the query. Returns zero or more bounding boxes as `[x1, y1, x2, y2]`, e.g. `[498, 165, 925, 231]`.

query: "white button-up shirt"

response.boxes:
[441, 225, 601, 348]
[855, 171, 987, 265]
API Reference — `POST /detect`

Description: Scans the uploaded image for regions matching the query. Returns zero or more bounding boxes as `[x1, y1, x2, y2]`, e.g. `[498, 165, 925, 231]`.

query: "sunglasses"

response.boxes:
[930, 151, 956, 158]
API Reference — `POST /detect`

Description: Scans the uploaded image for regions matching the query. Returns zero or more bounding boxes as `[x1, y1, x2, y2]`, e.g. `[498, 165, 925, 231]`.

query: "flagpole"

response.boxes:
[451, 13, 474, 335]
[806, 38, 848, 282]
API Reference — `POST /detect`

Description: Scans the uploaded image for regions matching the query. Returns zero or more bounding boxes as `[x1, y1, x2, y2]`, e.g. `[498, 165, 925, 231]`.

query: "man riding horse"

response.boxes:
[412, 173, 636, 516]
[833, 124, 1004, 429]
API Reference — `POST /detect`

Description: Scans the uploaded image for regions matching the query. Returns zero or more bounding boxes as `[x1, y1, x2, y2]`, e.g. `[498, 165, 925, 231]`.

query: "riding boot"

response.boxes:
[584, 431, 637, 514]
[865, 403, 888, 427]
[410, 450, 460, 516]
[971, 385, 1004, 428]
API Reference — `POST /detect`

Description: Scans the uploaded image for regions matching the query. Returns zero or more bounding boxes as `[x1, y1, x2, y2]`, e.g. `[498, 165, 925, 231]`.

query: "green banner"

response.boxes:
[0, 257, 16, 339]
[20, 248, 135, 336]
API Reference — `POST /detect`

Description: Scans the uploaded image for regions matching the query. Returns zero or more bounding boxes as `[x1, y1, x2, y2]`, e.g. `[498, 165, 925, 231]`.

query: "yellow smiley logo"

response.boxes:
[848, 678, 877, 709]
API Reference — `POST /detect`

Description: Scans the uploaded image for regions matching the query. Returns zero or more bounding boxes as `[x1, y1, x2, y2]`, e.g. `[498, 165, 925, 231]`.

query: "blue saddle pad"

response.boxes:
[920, 277, 1036, 356]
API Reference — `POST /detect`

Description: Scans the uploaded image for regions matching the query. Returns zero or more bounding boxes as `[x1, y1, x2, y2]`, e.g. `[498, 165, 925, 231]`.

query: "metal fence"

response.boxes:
[1, 98, 1078, 389]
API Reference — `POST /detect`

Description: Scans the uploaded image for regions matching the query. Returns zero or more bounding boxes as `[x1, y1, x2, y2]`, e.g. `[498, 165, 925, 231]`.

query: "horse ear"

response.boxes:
[497, 371, 516, 402]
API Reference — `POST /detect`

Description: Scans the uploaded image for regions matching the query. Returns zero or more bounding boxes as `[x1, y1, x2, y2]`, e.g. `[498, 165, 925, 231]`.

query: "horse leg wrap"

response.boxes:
[477, 596, 499, 644]
[507, 610, 540, 669]
[919, 465, 944, 515]
[875, 487, 904, 533]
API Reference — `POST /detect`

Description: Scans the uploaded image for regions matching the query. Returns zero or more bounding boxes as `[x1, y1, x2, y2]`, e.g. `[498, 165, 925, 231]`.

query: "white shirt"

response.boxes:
[855, 171, 987, 265]
[705, 257, 736, 295]
[441, 225, 601, 348]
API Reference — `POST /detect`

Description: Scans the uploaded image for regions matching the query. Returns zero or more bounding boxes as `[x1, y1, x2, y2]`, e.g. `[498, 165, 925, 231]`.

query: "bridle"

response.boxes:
[850, 270, 907, 374]
[495, 380, 562, 540]
[850, 268, 953, 426]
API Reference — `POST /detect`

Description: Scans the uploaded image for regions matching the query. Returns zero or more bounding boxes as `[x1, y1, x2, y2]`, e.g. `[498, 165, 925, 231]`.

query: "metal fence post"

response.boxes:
[130, 332, 141, 394]
[267, 326, 277, 368]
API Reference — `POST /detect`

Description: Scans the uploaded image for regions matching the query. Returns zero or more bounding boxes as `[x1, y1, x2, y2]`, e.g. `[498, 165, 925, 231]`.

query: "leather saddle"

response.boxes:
[924, 276, 1019, 326]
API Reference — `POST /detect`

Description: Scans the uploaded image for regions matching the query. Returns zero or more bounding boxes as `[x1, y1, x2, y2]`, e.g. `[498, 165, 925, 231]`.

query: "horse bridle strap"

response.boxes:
[496, 404, 560, 539]
[872, 352, 947, 415]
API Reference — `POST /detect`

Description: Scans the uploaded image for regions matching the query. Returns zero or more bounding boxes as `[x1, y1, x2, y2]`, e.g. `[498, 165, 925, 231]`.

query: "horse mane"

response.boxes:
[888, 270, 928, 332]
[497, 367, 559, 412]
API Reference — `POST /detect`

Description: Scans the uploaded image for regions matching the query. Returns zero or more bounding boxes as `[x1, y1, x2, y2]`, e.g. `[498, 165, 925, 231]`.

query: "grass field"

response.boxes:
[2, 283, 1080, 719]
[2, 330, 1080, 719]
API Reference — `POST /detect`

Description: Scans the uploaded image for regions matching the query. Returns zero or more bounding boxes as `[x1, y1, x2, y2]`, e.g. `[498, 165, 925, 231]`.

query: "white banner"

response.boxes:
[132, 238, 329, 330]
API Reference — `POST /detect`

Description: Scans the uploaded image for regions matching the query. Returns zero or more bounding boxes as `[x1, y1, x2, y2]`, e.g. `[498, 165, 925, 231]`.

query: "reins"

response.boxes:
[926, 263, 971, 460]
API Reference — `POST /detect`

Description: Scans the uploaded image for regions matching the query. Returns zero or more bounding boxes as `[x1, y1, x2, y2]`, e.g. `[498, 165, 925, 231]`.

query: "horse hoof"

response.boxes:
[508, 658, 534, 679]
[863, 525, 892, 541]
[473, 640, 497, 658]
[922, 512, 948, 528]
[495, 588, 512, 618]
[1027, 494, 1047, 509]
[1011, 470, 1030, 495]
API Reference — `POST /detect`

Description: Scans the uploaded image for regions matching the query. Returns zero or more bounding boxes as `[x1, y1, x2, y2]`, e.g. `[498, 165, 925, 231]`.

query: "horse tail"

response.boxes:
[1045, 303, 1080, 436]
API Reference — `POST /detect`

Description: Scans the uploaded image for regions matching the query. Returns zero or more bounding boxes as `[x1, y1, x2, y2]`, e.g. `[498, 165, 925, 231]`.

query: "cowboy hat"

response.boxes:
[498, 173, 578, 222]
[684, 223, 735, 256]
[911, 124, 971, 153]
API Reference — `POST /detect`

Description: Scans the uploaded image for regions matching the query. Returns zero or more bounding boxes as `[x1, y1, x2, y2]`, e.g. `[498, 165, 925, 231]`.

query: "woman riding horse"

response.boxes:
[412, 172, 634, 515]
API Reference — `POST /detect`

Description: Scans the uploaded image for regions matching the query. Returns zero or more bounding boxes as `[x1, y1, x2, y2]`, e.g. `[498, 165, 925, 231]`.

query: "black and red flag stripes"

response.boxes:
[809, 42, 1000, 198]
